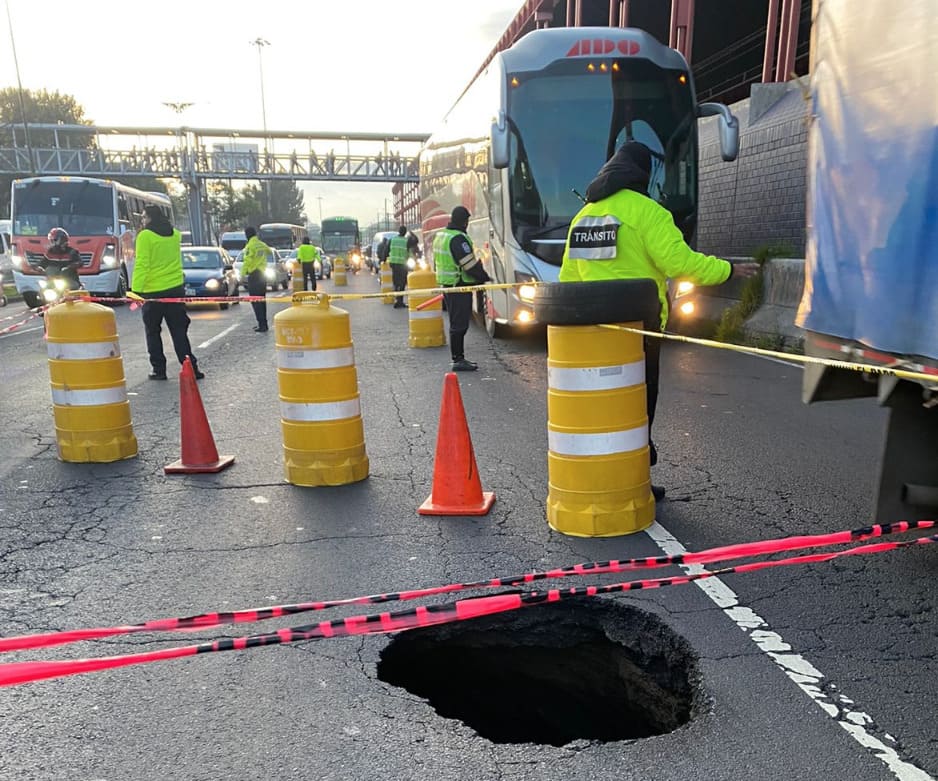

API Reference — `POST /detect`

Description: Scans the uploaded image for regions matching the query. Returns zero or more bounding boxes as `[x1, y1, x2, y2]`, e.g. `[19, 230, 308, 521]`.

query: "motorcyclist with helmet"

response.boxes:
[36, 228, 83, 299]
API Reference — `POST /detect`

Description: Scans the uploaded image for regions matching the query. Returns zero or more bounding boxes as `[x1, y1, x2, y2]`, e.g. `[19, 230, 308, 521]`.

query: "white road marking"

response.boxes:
[197, 322, 240, 349]
[0, 325, 43, 340]
[645, 520, 934, 781]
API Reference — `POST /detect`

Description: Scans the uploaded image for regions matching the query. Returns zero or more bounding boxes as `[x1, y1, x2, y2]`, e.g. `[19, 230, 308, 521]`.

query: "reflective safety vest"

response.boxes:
[296, 244, 319, 263]
[388, 235, 408, 265]
[560, 189, 731, 328]
[434, 228, 473, 287]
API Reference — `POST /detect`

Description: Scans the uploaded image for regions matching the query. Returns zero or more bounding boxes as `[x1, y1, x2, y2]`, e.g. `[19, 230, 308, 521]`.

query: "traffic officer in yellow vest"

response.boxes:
[434, 206, 491, 371]
[295, 236, 320, 291]
[131, 205, 203, 380]
[388, 225, 410, 308]
[240, 226, 273, 332]
[560, 141, 758, 499]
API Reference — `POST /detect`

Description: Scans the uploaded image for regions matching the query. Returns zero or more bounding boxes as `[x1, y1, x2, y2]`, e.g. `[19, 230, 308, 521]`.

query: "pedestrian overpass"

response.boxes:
[0, 124, 429, 243]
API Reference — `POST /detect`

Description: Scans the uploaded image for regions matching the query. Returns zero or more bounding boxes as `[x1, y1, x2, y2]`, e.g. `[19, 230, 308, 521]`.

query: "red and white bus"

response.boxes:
[419, 27, 740, 336]
[9, 176, 173, 309]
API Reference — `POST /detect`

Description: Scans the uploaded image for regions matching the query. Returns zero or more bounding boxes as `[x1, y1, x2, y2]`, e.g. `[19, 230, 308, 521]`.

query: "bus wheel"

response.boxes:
[476, 289, 506, 338]
[111, 272, 128, 306]
[22, 291, 41, 309]
[533, 279, 660, 328]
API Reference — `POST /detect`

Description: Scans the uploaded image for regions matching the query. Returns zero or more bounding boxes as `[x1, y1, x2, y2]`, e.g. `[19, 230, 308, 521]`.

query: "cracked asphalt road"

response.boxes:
[0, 278, 935, 781]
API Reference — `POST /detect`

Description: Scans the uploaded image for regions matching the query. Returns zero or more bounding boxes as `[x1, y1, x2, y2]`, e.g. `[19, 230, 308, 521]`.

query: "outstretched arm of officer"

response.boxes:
[729, 261, 760, 278]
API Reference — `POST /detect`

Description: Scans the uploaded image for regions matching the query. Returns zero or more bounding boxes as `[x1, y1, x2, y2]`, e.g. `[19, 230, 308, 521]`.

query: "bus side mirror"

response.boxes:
[491, 111, 509, 169]
[698, 102, 739, 162]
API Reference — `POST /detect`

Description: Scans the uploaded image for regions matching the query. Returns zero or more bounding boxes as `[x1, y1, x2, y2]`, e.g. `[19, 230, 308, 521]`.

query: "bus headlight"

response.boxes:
[514, 271, 537, 302]
[101, 246, 118, 268]
[515, 308, 534, 324]
[11, 253, 24, 270]
[54, 278, 69, 291]
[205, 278, 220, 290]
[42, 287, 60, 302]
[675, 280, 694, 297]
[678, 300, 695, 316]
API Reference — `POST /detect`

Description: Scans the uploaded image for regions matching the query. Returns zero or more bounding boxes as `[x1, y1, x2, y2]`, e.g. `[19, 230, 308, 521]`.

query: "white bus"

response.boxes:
[419, 26, 739, 336]
[9, 176, 172, 308]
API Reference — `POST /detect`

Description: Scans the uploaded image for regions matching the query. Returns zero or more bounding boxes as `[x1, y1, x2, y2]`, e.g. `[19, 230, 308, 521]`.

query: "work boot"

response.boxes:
[148, 369, 167, 381]
[451, 359, 478, 372]
[193, 368, 205, 380]
[253, 325, 269, 332]
[651, 485, 666, 501]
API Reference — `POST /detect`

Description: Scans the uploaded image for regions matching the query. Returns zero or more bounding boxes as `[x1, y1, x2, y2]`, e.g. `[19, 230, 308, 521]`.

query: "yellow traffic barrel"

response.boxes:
[274, 292, 368, 486]
[291, 261, 304, 292]
[45, 298, 137, 463]
[545, 322, 654, 536]
[407, 266, 445, 348]
[332, 256, 347, 287]
[379, 260, 394, 304]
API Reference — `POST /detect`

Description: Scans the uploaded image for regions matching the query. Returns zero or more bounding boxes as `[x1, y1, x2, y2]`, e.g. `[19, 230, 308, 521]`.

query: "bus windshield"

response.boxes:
[257, 225, 306, 249]
[12, 179, 115, 236]
[507, 58, 697, 260]
[321, 219, 359, 253]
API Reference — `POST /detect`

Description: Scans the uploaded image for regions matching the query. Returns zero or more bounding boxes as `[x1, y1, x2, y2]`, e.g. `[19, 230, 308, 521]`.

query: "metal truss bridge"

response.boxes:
[0, 124, 428, 242]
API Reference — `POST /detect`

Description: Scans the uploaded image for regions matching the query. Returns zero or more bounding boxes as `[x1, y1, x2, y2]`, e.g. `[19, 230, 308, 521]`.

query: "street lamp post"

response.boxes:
[250, 37, 272, 220]
[316, 196, 324, 225]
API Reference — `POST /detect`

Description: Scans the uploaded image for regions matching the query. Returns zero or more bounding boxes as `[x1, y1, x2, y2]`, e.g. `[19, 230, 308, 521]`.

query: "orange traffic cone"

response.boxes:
[164, 358, 235, 474]
[418, 372, 495, 516]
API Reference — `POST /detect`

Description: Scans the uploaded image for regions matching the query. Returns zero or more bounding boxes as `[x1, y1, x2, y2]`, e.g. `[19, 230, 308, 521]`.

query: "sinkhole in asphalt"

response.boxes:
[376, 599, 700, 746]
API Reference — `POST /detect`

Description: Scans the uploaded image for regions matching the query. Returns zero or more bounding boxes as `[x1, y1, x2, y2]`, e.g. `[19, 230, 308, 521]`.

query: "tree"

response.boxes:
[0, 88, 92, 215]
[264, 180, 306, 225]
[208, 182, 264, 233]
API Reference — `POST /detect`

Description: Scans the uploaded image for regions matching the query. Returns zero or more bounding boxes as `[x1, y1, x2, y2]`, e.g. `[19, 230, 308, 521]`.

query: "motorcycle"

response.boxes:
[32, 257, 82, 310]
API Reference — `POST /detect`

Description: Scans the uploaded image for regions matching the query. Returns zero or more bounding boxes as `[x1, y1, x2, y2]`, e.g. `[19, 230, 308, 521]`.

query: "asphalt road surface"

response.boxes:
[0, 276, 934, 781]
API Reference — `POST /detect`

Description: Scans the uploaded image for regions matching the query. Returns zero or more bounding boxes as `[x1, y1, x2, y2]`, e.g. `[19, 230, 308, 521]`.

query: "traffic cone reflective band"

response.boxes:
[419, 372, 495, 516]
[164, 358, 234, 474]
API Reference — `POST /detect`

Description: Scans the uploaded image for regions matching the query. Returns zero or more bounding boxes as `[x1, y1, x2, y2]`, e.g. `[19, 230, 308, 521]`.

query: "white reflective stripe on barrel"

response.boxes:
[47, 341, 121, 360]
[281, 397, 361, 422]
[548, 360, 645, 392]
[408, 309, 442, 319]
[548, 424, 648, 456]
[277, 346, 355, 370]
[51, 385, 127, 407]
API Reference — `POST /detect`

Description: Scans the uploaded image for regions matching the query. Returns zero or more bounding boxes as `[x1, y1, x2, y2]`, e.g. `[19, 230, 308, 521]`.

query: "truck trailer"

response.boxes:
[797, 0, 938, 521]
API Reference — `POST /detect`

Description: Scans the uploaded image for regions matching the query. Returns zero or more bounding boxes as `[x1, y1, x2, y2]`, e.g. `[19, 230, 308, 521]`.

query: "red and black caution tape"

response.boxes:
[0, 520, 934, 687]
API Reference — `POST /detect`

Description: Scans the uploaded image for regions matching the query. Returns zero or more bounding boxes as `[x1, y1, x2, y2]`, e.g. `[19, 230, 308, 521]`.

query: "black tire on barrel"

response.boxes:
[533, 279, 661, 330]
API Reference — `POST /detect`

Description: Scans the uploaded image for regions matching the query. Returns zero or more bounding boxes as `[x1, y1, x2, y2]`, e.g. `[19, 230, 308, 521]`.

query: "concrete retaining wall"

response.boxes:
[683, 258, 806, 351]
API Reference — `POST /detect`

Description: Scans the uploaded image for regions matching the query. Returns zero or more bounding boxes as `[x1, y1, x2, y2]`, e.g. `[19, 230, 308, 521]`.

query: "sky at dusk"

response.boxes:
[2, 0, 523, 226]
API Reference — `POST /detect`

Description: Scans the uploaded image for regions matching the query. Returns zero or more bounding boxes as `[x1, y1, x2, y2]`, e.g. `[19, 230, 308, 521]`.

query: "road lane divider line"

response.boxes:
[197, 322, 240, 350]
[0, 519, 931, 655]
[645, 520, 934, 781]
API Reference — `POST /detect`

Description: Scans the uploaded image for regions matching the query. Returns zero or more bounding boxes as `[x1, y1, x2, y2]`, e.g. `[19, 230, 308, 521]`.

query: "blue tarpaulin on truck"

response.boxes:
[796, 0, 938, 360]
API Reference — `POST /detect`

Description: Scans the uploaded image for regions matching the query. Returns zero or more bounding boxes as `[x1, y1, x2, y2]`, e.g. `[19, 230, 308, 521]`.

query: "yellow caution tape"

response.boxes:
[599, 324, 938, 387]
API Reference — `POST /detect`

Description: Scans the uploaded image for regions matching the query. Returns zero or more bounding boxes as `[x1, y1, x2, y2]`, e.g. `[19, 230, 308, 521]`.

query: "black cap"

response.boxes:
[451, 206, 470, 224]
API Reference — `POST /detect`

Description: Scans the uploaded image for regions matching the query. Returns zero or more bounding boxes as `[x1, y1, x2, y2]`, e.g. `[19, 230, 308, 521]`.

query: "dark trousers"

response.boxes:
[247, 270, 267, 327]
[141, 285, 196, 372]
[645, 334, 661, 466]
[301, 263, 317, 291]
[391, 263, 408, 307]
[443, 290, 472, 361]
